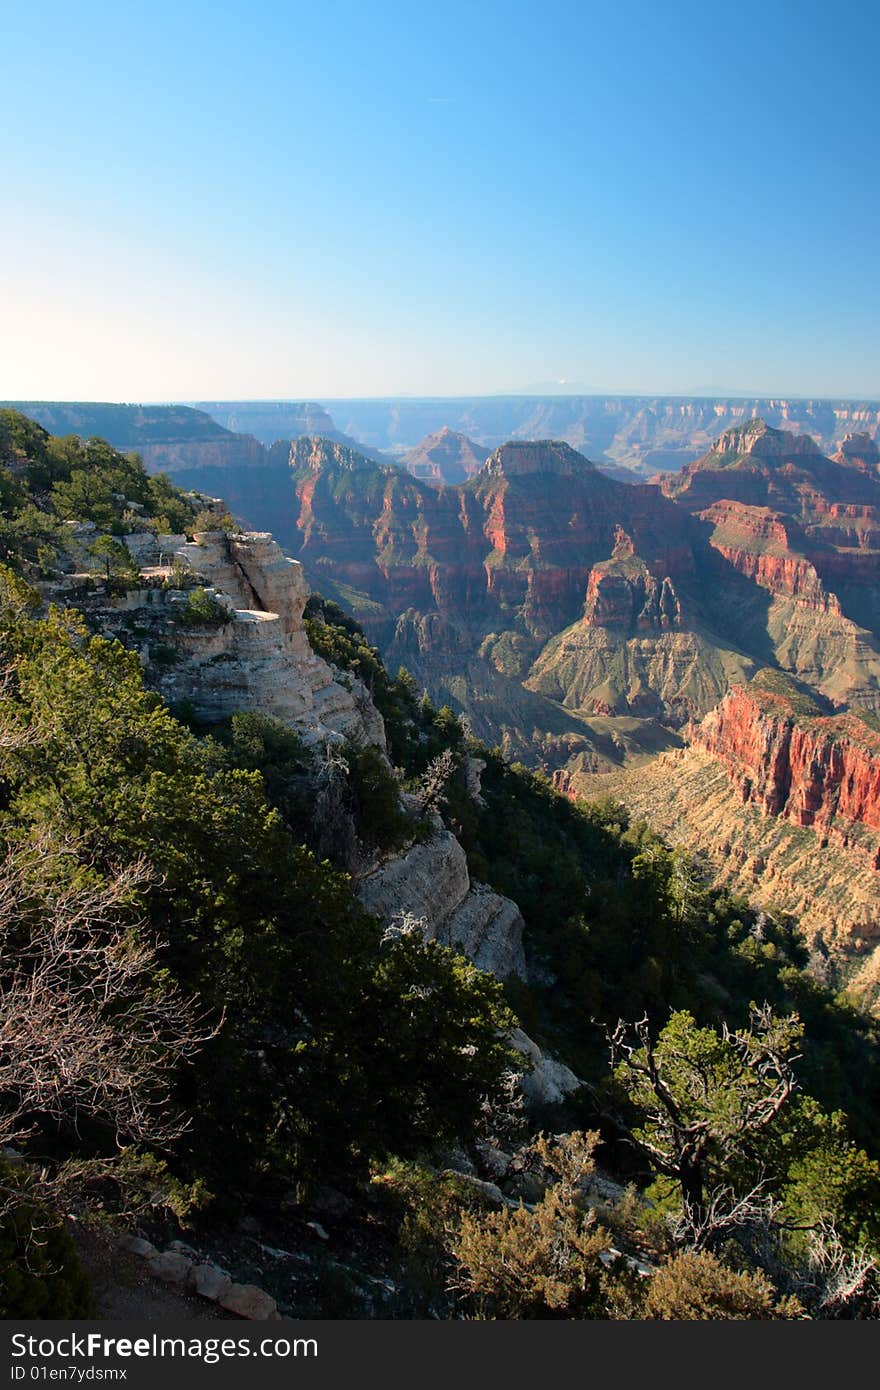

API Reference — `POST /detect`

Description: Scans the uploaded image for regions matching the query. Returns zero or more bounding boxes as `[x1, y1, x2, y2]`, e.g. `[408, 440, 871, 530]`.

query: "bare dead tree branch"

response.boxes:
[0, 837, 215, 1155]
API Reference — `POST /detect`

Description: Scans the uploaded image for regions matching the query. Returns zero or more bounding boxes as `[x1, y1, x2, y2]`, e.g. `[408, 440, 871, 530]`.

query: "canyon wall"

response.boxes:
[695, 686, 880, 860]
[598, 683, 880, 1007]
[96, 530, 383, 745]
[357, 821, 528, 981]
[309, 396, 880, 474]
[13, 395, 880, 483]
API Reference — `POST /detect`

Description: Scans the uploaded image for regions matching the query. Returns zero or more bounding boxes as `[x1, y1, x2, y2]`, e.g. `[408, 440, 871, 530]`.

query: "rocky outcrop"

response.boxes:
[696, 685, 880, 859]
[357, 826, 527, 980]
[594, 675, 880, 978]
[583, 543, 683, 632]
[120, 1236, 281, 1319]
[508, 1029, 583, 1107]
[355, 828, 586, 1103]
[108, 530, 383, 747]
[834, 432, 880, 473]
[481, 440, 599, 479]
[439, 885, 527, 980]
[662, 419, 880, 523]
[715, 545, 838, 612]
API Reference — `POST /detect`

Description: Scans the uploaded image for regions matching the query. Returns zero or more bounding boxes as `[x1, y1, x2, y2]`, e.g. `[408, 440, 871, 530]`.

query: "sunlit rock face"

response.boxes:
[127, 530, 385, 746]
[696, 685, 880, 852]
[356, 824, 527, 981]
[403, 428, 490, 484]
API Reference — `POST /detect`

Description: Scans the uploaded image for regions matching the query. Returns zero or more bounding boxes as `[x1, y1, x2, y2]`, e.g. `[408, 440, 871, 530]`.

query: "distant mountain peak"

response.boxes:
[287, 434, 378, 474]
[835, 432, 880, 469]
[403, 428, 490, 484]
[661, 419, 880, 521]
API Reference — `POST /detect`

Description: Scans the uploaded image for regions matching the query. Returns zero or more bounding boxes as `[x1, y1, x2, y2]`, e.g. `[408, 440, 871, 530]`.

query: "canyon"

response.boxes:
[188, 395, 880, 477]
[280, 427, 880, 773]
[10, 394, 880, 484]
[68, 521, 578, 1103]
[12, 402, 880, 778]
[10, 399, 880, 986]
[604, 678, 880, 1010]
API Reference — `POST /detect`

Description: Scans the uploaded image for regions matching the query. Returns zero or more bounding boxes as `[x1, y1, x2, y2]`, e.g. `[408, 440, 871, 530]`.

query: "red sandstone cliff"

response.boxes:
[695, 684, 880, 867]
[288, 436, 700, 643]
[700, 501, 841, 612]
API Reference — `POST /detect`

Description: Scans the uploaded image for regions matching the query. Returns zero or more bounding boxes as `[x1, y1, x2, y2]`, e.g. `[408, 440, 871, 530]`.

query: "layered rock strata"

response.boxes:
[597, 683, 880, 1008]
[116, 530, 383, 746]
[403, 427, 490, 484]
[695, 686, 880, 859]
[357, 825, 527, 981]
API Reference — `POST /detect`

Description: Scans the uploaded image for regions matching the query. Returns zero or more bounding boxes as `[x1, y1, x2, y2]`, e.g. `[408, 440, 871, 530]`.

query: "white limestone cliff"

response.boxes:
[356, 823, 584, 1106]
[357, 825, 528, 981]
[138, 530, 384, 747]
[106, 526, 580, 1105]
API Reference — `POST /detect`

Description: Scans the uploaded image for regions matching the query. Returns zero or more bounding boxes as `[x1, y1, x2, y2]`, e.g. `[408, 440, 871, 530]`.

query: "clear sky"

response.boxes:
[2, 0, 878, 401]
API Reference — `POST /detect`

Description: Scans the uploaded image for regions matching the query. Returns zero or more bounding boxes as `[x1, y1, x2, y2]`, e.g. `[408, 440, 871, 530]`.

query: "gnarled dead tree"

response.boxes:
[604, 1004, 801, 1236]
[0, 838, 210, 1160]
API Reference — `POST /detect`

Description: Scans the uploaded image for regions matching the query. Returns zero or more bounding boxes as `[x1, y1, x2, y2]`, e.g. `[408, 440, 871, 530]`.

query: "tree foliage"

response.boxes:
[451, 1133, 612, 1318]
[607, 1006, 802, 1223]
[0, 572, 516, 1207]
[0, 407, 202, 575]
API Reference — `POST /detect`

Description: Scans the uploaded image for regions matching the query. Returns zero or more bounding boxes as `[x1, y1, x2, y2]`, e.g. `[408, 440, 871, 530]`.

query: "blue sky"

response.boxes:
[2, 0, 878, 399]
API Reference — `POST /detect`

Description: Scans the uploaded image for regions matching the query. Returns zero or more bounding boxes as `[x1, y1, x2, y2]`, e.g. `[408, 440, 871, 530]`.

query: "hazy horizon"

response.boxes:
[9, 387, 880, 408]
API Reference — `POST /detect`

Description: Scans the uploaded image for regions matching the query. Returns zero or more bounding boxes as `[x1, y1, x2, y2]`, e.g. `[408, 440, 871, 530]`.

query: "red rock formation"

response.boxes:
[287, 436, 700, 645]
[403, 427, 490, 484]
[701, 502, 839, 612]
[696, 685, 880, 866]
[663, 419, 880, 521]
[583, 550, 683, 631]
[834, 432, 880, 474]
[714, 546, 839, 611]
[682, 435, 880, 620]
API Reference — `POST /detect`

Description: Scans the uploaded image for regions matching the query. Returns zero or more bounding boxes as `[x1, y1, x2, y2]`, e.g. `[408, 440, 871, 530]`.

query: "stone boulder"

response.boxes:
[510, 1027, 584, 1107]
[218, 1283, 279, 1320]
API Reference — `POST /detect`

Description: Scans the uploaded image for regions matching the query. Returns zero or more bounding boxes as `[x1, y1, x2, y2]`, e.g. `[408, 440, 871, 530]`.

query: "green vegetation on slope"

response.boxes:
[0, 407, 202, 575]
[0, 566, 515, 1312]
[4, 412, 880, 1318]
[304, 600, 880, 1153]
